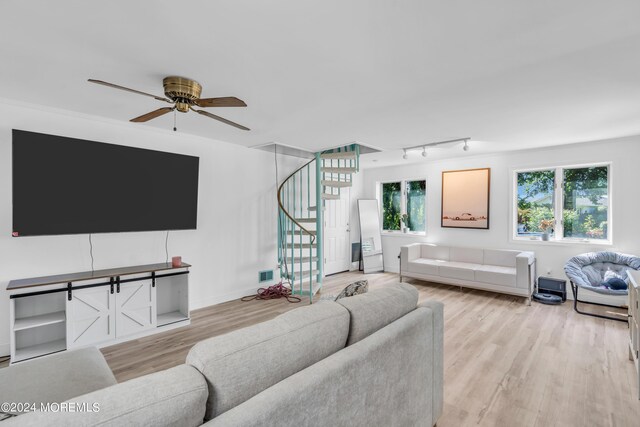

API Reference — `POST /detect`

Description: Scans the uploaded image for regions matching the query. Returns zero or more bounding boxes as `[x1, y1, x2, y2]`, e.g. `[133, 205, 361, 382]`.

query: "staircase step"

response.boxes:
[283, 270, 319, 280]
[321, 151, 357, 160]
[322, 193, 341, 200]
[286, 230, 316, 236]
[321, 167, 357, 174]
[322, 180, 352, 188]
[284, 256, 318, 263]
[293, 281, 323, 296]
[292, 243, 316, 249]
[294, 218, 316, 223]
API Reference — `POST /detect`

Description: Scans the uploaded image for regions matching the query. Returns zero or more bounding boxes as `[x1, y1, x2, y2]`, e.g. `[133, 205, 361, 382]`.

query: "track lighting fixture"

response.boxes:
[402, 137, 471, 159]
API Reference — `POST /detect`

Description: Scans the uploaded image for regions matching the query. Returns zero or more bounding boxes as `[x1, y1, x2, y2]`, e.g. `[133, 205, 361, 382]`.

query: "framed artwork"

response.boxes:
[441, 168, 490, 229]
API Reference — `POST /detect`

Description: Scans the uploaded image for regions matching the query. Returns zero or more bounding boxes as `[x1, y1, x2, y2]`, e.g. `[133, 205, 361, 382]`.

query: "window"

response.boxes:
[515, 164, 610, 242]
[381, 179, 426, 233]
[381, 182, 401, 231]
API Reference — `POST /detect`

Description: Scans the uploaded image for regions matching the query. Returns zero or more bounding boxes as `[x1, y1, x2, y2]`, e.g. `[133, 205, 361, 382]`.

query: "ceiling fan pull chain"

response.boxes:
[173, 109, 177, 132]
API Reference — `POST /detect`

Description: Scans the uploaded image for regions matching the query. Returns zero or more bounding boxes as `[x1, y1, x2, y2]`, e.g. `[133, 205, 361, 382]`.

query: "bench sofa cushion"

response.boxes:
[484, 249, 518, 268]
[475, 265, 517, 287]
[439, 261, 481, 281]
[421, 245, 450, 261]
[337, 282, 418, 345]
[186, 301, 350, 421]
[4, 365, 207, 427]
[0, 347, 116, 415]
[450, 247, 484, 264]
[408, 258, 442, 275]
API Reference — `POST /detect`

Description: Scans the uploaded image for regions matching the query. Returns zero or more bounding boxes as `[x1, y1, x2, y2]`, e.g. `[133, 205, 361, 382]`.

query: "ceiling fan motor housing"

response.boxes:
[163, 76, 202, 112]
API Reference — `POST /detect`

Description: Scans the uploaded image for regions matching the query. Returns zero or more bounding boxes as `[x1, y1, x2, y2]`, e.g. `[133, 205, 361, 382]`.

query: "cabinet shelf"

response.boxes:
[157, 311, 189, 327]
[14, 339, 66, 362]
[14, 311, 66, 331]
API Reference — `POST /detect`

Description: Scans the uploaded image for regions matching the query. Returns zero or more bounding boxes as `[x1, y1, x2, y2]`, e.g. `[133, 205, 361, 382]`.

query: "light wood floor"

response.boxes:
[7, 271, 640, 426]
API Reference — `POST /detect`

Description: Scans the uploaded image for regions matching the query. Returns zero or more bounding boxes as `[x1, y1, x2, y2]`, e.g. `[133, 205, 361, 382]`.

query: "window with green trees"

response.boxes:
[381, 182, 402, 231]
[515, 165, 609, 241]
[381, 180, 426, 232]
[406, 180, 426, 232]
[516, 169, 555, 236]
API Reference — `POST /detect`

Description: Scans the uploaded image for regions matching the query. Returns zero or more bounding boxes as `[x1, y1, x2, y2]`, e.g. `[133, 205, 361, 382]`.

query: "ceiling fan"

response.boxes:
[88, 76, 250, 131]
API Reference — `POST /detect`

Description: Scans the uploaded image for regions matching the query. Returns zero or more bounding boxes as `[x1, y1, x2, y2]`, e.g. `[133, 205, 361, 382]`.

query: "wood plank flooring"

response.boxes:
[5, 271, 640, 426]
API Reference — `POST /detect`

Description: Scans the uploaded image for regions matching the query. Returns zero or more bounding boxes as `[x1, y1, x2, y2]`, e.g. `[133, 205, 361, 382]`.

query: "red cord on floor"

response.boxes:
[241, 282, 301, 303]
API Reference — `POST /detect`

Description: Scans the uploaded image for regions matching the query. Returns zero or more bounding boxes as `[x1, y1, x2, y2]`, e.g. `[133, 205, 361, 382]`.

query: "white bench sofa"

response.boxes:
[401, 243, 536, 303]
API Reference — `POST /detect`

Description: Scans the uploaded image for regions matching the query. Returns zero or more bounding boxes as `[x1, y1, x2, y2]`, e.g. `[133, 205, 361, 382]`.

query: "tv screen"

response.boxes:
[12, 130, 199, 236]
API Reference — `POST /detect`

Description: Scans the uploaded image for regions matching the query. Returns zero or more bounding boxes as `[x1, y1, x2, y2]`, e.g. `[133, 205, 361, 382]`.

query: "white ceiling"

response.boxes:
[1, 0, 640, 164]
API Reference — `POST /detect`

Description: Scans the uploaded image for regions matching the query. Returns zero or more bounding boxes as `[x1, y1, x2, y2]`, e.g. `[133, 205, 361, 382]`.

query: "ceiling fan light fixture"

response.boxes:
[87, 77, 250, 130]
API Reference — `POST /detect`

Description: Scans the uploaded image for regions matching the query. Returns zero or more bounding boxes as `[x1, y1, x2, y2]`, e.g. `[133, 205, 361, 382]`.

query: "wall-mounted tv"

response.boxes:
[12, 130, 199, 236]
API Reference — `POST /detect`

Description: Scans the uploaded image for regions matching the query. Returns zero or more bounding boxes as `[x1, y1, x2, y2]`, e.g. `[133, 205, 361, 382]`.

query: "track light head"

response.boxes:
[402, 149, 408, 160]
[422, 147, 427, 157]
[463, 141, 470, 151]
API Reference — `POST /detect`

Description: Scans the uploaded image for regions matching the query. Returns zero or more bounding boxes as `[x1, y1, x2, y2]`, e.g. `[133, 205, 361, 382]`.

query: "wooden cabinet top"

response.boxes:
[7, 262, 191, 290]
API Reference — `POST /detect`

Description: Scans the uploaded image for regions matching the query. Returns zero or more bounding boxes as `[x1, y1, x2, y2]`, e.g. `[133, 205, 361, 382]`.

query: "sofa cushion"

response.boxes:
[204, 304, 442, 427]
[4, 365, 207, 427]
[438, 261, 481, 281]
[337, 282, 418, 345]
[484, 249, 518, 268]
[408, 258, 443, 275]
[475, 265, 517, 287]
[450, 247, 484, 264]
[0, 347, 116, 415]
[421, 245, 450, 261]
[186, 301, 349, 420]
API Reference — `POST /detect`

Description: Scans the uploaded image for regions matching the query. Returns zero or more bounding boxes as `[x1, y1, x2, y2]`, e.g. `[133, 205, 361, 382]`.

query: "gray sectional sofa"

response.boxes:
[0, 283, 443, 427]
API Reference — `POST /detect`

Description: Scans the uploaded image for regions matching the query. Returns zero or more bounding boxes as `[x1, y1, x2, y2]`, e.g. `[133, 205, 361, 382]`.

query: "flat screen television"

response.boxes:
[12, 130, 199, 236]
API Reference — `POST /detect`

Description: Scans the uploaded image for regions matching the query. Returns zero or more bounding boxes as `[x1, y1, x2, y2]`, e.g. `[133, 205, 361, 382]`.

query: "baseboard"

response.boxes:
[0, 342, 9, 358]
[190, 286, 260, 311]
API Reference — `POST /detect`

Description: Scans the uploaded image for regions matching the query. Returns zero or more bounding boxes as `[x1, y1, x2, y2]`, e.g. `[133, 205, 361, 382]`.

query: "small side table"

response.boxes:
[628, 270, 640, 400]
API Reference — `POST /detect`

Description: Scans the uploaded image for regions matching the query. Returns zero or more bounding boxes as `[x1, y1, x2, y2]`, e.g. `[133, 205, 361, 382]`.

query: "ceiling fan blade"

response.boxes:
[130, 107, 175, 123]
[195, 97, 247, 108]
[192, 108, 250, 131]
[88, 79, 172, 103]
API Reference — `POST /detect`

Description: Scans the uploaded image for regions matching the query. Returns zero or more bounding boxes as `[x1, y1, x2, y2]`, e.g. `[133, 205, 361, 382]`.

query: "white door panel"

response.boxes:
[115, 280, 156, 338]
[67, 286, 115, 348]
[324, 188, 351, 275]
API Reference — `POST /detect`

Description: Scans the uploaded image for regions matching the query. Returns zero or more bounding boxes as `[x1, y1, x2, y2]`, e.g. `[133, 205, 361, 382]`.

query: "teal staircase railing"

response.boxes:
[277, 144, 360, 303]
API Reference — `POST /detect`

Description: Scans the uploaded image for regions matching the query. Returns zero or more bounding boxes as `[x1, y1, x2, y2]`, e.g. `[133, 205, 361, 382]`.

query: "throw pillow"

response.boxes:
[602, 269, 628, 290]
[605, 278, 628, 290]
[334, 280, 369, 301]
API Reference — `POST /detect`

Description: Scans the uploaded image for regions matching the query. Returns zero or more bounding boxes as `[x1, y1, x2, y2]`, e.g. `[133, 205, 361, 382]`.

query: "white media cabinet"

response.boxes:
[7, 262, 190, 364]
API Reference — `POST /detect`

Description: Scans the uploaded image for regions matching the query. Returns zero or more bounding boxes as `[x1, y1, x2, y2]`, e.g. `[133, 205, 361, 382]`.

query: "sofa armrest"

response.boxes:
[3, 365, 208, 427]
[516, 251, 536, 292]
[400, 243, 422, 273]
[417, 301, 444, 426]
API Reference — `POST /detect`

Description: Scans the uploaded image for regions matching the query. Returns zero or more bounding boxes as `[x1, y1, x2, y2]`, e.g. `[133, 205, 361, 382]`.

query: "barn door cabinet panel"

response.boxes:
[7, 262, 190, 364]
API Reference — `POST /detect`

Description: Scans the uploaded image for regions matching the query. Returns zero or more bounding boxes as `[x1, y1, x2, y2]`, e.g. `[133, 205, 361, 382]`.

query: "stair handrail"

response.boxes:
[277, 157, 317, 244]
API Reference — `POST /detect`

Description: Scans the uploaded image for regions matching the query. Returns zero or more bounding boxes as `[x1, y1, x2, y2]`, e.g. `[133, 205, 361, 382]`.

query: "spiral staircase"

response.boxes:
[277, 144, 360, 303]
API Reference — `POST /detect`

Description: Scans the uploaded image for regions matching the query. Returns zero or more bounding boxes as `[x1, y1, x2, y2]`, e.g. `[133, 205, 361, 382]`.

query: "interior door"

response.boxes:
[67, 286, 116, 348]
[115, 279, 157, 338]
[324, 187, 351, 275]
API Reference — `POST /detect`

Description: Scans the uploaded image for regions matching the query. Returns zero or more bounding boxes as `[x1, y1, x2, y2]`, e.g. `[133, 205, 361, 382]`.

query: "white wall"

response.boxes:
[361, 136, 640, 304]
[0, 100, 305, 356]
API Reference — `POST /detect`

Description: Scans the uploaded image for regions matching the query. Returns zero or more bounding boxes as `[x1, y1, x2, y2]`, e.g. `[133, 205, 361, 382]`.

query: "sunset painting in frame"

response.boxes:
[441, 168, 490, 229]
